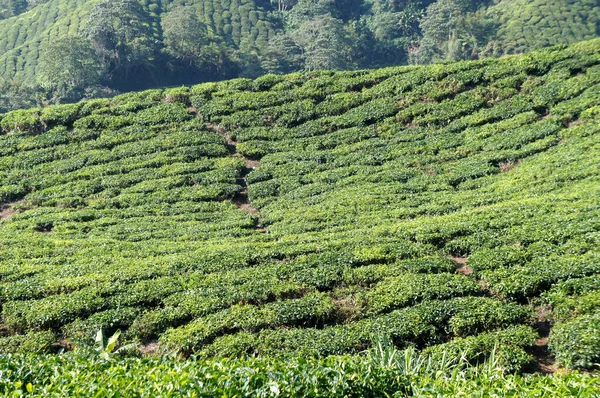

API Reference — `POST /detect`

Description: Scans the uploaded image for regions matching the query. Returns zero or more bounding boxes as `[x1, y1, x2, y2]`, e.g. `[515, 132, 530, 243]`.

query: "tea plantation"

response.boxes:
[0, 0, 276, 81]
[0, 39, 599, 395]
[488, 0, 600, 54]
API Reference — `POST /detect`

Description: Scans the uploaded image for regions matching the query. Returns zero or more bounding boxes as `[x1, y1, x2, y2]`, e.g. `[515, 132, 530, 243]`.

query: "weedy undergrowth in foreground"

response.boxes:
[69, 329, 136, 360]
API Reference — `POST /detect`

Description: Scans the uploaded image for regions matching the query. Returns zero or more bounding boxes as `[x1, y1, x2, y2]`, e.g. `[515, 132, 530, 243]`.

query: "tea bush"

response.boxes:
[0, 40, 598, 392]
[550, 313, 600, 370]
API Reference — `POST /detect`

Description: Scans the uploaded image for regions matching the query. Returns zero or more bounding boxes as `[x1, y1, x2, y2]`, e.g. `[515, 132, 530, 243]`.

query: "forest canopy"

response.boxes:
[0, 0, 598, 111]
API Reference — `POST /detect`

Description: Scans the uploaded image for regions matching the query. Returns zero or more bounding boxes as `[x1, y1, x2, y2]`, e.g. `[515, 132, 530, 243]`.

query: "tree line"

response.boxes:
[0, 0, 593, 112]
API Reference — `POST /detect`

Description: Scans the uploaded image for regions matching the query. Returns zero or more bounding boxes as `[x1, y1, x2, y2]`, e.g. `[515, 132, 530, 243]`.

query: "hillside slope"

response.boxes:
[488, 0, 600, 54]
[0, 39, 599, 393]
[0, 0, 598, 107]
[0, 0, 98, 80]
[0, 0, 276, 81]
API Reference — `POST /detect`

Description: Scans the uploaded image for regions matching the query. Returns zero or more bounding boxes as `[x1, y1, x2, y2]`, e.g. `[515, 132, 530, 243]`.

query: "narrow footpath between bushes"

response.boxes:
[450, 256, 559, 374]
[188, 107, 265, 232]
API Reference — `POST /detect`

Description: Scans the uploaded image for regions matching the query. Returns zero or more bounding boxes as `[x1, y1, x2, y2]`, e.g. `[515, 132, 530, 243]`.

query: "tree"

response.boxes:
[414, 0, 494, 63]
[270, 0, 298, 12]
[356, 0, 422, 67]
[347, 19, 405, 68]
[162, 6, 237, 79]
[364, 0, 423, 35]
[260, 33, 304, 73]
[82, 0, 156, 85]
[284, 0, 336, 28]
[36, 36, 102, 101]
[162, 7, 210, 66]
[0, 0, 26, 19]
[293, 15, 352, 71]
[0, 78, 44, 113]
[26, 0, 50, 8]
[333, 0, 363, 21]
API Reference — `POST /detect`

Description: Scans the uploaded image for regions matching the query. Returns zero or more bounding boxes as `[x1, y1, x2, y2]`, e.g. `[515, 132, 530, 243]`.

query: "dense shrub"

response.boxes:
[549, 313, 600, 370]
[0, 41, 597, 387]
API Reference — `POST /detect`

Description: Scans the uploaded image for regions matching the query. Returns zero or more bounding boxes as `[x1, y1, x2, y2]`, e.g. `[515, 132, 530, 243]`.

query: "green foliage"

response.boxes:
[162, 6, 233, 74]
[542, 275, 600, 323]
[0, 351, 598, 396]
[292, 15, 352, 71]
[63, 307, 141, 345]
[0, 40, 598, 392]
[160, 293, 336, 355]
[422, 325, 538, 373]
[0, 331, 55, 354]
[0, 0, 597, 111]
[416, 0, 496, 63]
[0, 0, 27, 20]
[70, 328, 136, 360]
[0, 78, 42, 113]
[363, 273, 481, 314]
[486, 0, 600, 55]
[0, 108, 40, 134]
[36, 36, 101, 101]
[0, 0, 278, 100]
[481, 252, 600, 301]
[549, 313, 600, 370]
[197, 297, 532, 358]
[82, 0, 157, 85]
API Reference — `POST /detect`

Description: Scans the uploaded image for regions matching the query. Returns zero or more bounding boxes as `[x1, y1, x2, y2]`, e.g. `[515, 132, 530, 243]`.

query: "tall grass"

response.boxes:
[0, 336, 598, 396]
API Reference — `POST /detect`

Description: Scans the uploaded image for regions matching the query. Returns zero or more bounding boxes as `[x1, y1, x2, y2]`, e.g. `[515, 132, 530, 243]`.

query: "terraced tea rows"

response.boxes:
[0, 0, 275, 81]
[0, 0, 103, 81]
[0, 40, 599, 377]
[489, 0, 600, 54]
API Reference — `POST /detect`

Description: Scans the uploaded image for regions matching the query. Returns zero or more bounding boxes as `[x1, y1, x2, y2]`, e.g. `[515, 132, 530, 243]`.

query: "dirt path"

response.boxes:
[524, 307, 559, 374]
[0, 201, 21, 221]
[450, 256, 559, 373]
[527, 335, 557, 374]
[203, 122, 262, 216]
[193, 112, 265, 230]
[450, 255, 491, 291]
[451, 256, 472, 276]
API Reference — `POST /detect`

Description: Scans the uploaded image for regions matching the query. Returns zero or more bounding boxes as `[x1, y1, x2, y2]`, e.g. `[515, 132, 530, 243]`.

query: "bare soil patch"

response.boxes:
[204, 122, 225, 135]
[0, 201, 23, 221]
[202, 121, 265, 225]
[527, 335, 558, 374]
[524, 307, 560, 374]
[140, 341, 160, 356]
[224, 134, 238, 146]
[568, 120, 584, 128]
[58, 339, 74, 351]
[333, 297, 361, 323]
[232, 195, 260, 216]
[244, 158, 261, 169]
[499, 160, 519, 173]
[0, 206, 17, 220]
[451, 256, 473, 276]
